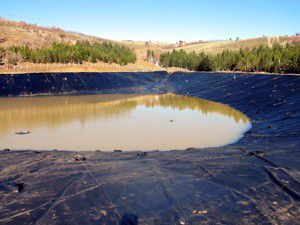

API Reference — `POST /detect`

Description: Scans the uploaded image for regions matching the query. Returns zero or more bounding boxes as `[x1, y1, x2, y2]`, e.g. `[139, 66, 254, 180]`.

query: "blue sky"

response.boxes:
[1, 0, 299, 42]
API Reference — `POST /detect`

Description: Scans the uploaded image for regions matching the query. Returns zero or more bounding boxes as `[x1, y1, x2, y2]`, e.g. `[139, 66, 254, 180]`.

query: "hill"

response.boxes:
[175, 36, 300, 54]
[0, 18, 111, 48]
[0, 18, 166, 61]
[0, 18, 162, 73]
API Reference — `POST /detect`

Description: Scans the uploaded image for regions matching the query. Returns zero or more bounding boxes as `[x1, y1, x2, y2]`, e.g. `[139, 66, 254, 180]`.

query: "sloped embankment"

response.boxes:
[0, 71, 167, 96]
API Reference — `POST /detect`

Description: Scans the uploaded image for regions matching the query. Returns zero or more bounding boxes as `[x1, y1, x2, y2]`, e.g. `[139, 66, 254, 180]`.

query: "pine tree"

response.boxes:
[0, 47, 4, 64]
[159, 43, 300, 74]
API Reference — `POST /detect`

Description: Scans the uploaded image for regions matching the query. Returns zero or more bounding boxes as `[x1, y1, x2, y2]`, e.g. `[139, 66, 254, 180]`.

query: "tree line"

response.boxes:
[2, 41, 137, 66]
[160, 43, 300, 74]
[146, 49, 155, 62]
[0, 47, 4, 65]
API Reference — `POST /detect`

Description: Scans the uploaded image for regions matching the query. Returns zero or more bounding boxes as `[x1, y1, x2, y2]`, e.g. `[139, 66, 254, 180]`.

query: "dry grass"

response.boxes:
[0, 18, 112, 49]
[0, 59, 163, 74]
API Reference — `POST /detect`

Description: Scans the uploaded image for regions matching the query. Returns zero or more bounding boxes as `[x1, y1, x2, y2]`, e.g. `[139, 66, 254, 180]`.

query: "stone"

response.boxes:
[186, 147, 198, 151]
[15, 131, 30, 135]
[137, 152, 147, 158]
[14, 182, 24, 193]
[74, 155, 87, 161]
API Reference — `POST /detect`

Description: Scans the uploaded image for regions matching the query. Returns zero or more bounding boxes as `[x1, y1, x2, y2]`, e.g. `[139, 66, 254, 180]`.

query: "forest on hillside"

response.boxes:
[0, 42, 137, 66]
[160, 43, 300, 74]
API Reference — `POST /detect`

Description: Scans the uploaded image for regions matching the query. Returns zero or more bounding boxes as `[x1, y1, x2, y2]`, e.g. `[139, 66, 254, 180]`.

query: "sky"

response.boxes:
[1, 0, 299, 43]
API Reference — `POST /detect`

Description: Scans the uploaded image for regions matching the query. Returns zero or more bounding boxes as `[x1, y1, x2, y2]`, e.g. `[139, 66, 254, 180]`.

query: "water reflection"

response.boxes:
[0, 94, 251, 151]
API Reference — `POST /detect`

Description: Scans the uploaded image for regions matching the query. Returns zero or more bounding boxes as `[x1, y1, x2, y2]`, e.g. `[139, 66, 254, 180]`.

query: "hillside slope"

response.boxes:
[0, 18, 110, 48]
[0, 18, 164, 61]
[176, 36, 300, 54]
[0, 18, 163, 73]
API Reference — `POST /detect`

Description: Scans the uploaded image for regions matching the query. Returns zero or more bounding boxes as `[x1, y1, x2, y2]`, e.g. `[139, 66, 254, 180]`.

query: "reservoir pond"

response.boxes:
[0, 94, 251, 151]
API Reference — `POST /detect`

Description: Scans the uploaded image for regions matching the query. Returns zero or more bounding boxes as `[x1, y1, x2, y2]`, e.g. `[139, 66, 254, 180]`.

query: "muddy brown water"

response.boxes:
[0, 93, 251, 151]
